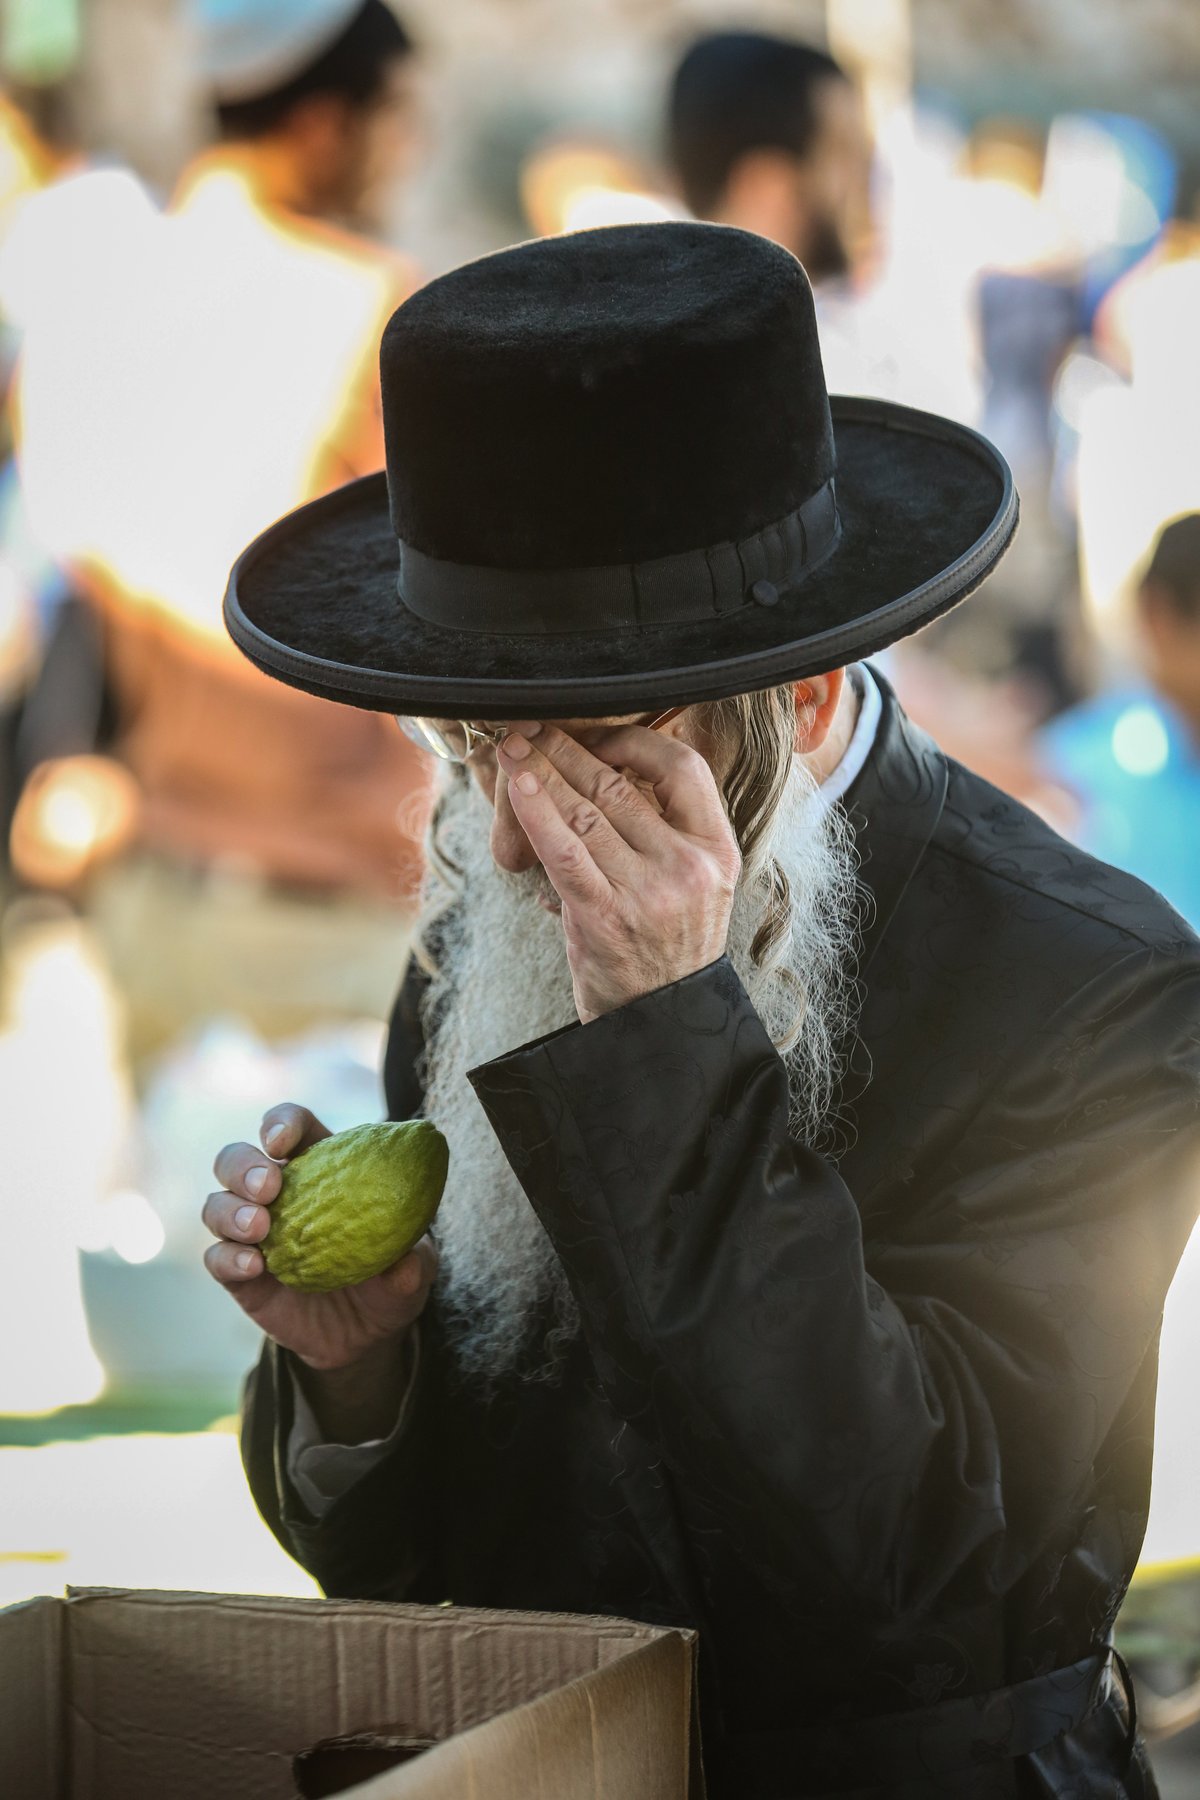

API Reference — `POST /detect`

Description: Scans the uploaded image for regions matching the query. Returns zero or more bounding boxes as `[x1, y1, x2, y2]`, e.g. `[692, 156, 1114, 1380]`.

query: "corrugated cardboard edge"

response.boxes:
[344, 1631, 696, 1800]
[61, 1585, 676, 1650]
[61, 1588, 705, 1796]
[50, 1588, 705, 1799]
[0, 1595, 65, 1800]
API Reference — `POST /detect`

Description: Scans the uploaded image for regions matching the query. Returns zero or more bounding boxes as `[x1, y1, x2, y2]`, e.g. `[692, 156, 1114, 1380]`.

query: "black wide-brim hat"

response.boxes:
[225, 222, 1017, 718]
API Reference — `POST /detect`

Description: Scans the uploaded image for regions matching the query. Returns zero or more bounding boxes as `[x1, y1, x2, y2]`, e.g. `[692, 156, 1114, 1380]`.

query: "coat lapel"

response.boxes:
[843, 669, 949, 981]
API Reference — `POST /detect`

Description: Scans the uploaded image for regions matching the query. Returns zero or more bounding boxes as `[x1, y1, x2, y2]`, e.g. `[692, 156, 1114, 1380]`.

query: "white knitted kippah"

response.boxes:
[193, 0, 367, 104]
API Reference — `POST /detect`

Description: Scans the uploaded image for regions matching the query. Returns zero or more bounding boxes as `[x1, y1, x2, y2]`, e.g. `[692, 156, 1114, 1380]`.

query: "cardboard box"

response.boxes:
[0, 1587, 701, 1799]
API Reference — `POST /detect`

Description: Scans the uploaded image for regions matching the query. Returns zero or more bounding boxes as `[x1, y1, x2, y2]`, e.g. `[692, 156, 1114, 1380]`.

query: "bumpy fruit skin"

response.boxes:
[264, 1120, 448, 1292]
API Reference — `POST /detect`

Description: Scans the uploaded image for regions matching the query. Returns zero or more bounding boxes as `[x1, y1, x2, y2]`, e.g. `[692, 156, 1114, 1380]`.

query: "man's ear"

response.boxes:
[794, 669, 845, 753]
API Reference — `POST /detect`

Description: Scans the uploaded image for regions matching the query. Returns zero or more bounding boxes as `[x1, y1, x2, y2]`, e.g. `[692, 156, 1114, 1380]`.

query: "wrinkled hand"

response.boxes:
[202, 1103, 437, 1372]
[497, 721, 740, 1023]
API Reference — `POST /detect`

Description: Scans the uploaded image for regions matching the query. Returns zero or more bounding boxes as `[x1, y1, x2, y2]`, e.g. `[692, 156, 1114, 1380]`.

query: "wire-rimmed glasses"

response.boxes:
[396, 706, 688, 763]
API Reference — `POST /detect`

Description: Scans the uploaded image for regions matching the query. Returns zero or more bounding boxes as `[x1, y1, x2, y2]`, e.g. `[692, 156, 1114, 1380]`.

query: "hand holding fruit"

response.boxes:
[203, 1103, 444, 1374]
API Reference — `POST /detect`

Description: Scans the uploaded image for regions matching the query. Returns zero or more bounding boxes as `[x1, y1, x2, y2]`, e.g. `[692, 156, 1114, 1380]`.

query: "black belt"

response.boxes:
[708, 1647, 1137, 1796]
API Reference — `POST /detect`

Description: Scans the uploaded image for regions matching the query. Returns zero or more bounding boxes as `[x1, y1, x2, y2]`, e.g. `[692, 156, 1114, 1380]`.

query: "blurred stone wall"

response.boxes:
[66, 0, 203, 190]
[915, 0, 1200, 188]
[390, 0, 1200, 269]
[60, 0, 1200, 269]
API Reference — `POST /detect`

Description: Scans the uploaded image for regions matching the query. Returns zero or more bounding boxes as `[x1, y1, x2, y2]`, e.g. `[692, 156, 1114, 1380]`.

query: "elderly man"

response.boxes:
[206, 225, 1199, 1798]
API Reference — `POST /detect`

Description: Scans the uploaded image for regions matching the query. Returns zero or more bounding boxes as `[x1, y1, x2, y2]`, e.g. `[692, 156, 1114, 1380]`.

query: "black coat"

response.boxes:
[242, 682, 1200, 1798]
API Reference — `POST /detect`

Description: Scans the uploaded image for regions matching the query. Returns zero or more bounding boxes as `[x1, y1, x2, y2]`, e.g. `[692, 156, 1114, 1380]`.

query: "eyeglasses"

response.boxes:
[396, 706, 688, 764]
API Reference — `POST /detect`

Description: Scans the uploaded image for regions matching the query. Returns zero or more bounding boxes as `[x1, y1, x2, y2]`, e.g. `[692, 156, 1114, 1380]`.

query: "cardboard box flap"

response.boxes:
[348, 1630, 694, 1800]
[0, 1596, 64, 1800]
[54, 1588, 696, 1800]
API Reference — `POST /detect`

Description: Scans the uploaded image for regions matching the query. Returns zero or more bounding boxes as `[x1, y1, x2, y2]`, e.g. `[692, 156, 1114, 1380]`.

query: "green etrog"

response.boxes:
[264, 1120, 448, 1292]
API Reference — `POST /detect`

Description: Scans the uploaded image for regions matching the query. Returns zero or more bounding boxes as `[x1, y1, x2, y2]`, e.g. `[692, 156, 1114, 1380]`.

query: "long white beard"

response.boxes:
[414, 760, 861, 1388]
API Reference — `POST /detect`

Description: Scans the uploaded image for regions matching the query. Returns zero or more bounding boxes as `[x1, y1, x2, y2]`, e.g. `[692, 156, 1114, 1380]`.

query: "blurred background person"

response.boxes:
[1040, 514, 1200, 928]
[667, 31, 869, 283]
[665, 29, 888, 411]
[200, 0, 421, 239]
[5, 0, 431, 1066]
[662, 27, 1074, 807]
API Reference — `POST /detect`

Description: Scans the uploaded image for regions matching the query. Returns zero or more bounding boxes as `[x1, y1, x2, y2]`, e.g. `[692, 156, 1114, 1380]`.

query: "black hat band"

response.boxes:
[394, 477, 840, 636]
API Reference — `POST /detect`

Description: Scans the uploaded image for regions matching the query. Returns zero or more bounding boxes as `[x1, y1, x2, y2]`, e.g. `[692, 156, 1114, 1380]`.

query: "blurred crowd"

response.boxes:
[0, 0, 1196, 1422]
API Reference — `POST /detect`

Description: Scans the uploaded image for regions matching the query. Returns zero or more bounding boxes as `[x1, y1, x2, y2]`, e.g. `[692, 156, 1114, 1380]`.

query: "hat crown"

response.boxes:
[380, 222, 835, 571]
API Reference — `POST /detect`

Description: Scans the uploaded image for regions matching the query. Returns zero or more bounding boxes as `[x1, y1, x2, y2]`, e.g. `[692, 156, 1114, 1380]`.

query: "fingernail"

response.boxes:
[501, 733, 531, 760]
[236, 1250, 256, 1272]
[515, 771, 539, 796]
[245, 1167, 268, 1197]
[513, 721, 542, 737]
[235, 1205, 259, 1234]
[263, 1124, 286, 1151]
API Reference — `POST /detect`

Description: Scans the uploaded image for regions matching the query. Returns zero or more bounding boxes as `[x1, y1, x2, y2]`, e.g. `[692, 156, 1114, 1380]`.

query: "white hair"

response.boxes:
[412, 707, 862, 1390]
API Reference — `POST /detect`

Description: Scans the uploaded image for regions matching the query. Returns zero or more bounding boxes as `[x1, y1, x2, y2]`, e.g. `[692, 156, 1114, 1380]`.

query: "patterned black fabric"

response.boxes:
[241, 680, 1200, 1798]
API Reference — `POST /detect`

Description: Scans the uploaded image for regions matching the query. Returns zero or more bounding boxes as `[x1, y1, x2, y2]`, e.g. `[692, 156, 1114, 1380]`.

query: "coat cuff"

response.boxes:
[468, 953, 745, 1083]
[284, 1325, 422, 1519]
[465, 953, 769, 1312]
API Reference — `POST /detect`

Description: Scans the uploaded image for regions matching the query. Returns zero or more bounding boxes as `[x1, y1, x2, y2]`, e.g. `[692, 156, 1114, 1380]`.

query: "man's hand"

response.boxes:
[202, 1103, 437, 1373]
[497, 721, 740, 1023]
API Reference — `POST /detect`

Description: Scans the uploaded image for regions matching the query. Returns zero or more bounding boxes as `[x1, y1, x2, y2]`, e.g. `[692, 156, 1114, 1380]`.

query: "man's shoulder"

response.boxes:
[852, 745, 1200, 1186]
[930, 752, 1198, 970]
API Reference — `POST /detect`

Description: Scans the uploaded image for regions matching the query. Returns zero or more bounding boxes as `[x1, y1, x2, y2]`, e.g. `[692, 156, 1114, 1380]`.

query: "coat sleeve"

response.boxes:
[240, 1334, 443, 1600]
[467, 948, 1200, 1622]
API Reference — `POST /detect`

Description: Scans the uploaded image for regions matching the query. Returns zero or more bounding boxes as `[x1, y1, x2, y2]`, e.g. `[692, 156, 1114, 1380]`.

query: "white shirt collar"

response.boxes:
[816, 662, 883, 806]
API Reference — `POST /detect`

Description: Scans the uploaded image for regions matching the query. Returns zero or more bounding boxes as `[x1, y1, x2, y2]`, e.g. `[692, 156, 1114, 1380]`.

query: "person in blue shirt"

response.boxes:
[1042, 514, 1200, 928]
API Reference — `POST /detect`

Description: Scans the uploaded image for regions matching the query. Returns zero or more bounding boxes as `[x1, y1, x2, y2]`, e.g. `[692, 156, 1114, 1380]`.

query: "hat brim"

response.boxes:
[224, 395, 1016, 718]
